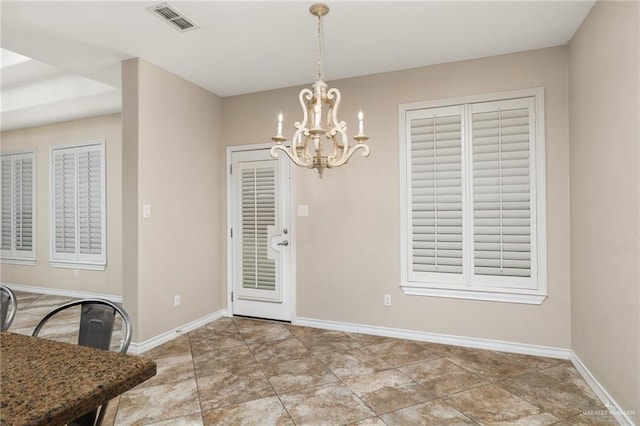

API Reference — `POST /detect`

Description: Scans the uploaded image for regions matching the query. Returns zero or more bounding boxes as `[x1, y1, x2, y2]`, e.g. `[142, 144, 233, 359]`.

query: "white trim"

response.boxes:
[533, 88, 548, 299]
[399, 87, 547, 303]
[0, 149, 37, 156]
[400, 87, 546, 113]
[295, 316, 570, 360]
[226, 142, 277, 154]
[49, 140, 107, 268]
[1, 258, 36, 266]
[48, 261, 106, 271]
[226, 146, 234, 313]
[226, 145, 274, 314]
[401, 285, 547, 304]
[2, 282, 121, 303]
[570, 351, 636, 426]
[0, 150, 37, 263]
[127, 309, 227, 354]
[49, 139, 106, 151]
[289, 160, 297, 323]
[226, 143, 296, 322]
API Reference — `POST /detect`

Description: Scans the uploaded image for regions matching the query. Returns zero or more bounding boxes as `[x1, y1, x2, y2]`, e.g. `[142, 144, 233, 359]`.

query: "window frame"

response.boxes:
[0, 150, 37, 265]
[399, 88, 547, 304]
[49, 140, 106, 271]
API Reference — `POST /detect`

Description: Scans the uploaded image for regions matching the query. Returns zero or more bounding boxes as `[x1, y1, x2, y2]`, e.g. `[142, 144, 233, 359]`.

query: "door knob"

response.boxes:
[277, 240, 289, 247]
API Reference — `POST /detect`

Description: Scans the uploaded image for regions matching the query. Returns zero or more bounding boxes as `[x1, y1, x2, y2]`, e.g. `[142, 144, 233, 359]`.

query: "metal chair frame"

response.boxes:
[33, 299, 133, 426]
[1, 285, 18, 332]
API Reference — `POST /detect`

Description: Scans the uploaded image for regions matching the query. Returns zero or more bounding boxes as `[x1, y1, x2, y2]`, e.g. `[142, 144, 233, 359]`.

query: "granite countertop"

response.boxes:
[0, 332, 156, 426]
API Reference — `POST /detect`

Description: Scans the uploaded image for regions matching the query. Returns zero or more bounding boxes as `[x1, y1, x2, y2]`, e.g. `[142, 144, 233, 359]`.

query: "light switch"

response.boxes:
[297, 204, 309, 217]
[143, 204, 151, 218]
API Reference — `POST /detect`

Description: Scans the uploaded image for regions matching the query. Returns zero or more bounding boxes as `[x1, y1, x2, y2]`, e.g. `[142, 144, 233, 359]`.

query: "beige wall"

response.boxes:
[569, 0, 640, 419]
[0, 114, 123, 296]
[122, 59, 224, 342]
[223, 46, 572, 348]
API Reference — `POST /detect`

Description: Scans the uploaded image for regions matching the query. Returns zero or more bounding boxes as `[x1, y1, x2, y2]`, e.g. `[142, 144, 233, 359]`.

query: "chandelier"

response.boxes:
[271, 3, 370, 178]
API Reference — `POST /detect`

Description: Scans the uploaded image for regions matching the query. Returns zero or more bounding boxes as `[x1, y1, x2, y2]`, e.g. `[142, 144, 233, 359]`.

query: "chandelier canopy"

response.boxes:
[271, 3, 370, 178]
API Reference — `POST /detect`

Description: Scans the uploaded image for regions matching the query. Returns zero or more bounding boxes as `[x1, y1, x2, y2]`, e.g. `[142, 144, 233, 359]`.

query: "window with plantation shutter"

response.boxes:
[400, 89, 546, 304]
[50, 141, 106, 270]
[1, 151, 36, 264]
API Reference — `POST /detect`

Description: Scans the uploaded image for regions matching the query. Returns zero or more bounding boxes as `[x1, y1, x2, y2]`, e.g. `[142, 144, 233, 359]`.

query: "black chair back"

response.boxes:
[33, 298, 132, 426]
[79, 304, 116, 350]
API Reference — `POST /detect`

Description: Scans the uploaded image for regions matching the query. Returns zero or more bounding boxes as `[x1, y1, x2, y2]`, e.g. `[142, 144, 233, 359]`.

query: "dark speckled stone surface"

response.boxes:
[0, 332, 156, 426]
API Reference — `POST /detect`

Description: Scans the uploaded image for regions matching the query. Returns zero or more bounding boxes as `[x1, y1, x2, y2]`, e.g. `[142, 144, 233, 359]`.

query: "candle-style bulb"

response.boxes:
[277, 112, 283, 135]
[358, 110, 364, 134]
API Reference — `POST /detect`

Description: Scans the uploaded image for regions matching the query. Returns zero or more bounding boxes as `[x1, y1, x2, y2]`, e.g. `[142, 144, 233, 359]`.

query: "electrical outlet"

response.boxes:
[384, 294, 392, 307]
[174, 295, 181, 307]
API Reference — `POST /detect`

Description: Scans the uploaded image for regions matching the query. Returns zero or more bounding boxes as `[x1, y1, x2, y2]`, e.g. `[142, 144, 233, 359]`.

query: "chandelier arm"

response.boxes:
[327, 141, 371, 168]
[326, 87, 349, 164]
[298, 88, 312, 130]
[271, 144, 314, 168]
[290, 88, 314, 166]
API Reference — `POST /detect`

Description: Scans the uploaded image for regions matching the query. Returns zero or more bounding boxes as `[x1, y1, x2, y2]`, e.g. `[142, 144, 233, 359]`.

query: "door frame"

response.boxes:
[226, 143, 297, 322]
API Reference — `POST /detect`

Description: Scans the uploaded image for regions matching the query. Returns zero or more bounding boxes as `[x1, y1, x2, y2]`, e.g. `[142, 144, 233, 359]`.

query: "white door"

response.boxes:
[229, 147, 292, 321]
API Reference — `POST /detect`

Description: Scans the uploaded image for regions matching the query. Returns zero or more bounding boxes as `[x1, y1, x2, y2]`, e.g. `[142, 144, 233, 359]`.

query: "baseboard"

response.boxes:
[128, 309, 228, 354]
[570, 351, 636, 425]
[3, 282, 122, 303]
[295, 316, 571, 359]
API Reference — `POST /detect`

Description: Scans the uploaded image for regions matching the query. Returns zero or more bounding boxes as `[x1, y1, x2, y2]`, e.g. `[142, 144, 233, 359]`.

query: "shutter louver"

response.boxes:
[14, 157, 33, 251]
[241, 167, 276, 291]
[410, 109, 463, 274]
[472, 104, 532, 278]
[78, 150, 102, 255]
[54, 151, 77, 254]
[1, 158, 12, 251]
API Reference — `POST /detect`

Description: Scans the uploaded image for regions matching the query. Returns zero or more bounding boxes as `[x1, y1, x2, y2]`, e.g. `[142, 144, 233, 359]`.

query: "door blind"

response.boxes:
[241, 167, 276, 291]
[409, 108, 463, 274]
[472, 102, 532, 277]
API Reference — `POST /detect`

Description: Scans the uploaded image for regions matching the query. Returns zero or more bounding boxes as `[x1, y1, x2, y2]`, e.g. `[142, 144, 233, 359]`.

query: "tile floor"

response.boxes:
[7, 291, 620, 425]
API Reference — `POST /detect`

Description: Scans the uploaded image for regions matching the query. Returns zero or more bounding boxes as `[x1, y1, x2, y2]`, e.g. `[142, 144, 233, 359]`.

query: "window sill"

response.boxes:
[1, 258, 36, 266]
[401, 284, 547, 305]
[49, 261, 106, 271]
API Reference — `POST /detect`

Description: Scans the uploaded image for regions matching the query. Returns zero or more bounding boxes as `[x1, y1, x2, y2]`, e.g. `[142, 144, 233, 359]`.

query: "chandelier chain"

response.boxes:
[316, 13, 324, 81]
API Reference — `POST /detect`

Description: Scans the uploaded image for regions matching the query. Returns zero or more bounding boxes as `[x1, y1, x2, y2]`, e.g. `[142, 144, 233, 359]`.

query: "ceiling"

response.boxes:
[1, 1, 595, 132]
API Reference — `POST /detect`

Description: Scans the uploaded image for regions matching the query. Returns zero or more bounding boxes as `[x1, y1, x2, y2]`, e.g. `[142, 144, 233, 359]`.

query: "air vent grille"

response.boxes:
[148, 2, 198, 32]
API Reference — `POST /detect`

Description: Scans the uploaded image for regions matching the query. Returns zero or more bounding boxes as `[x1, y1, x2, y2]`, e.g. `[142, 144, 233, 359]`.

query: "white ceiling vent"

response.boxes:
[147, 2, 198, 32]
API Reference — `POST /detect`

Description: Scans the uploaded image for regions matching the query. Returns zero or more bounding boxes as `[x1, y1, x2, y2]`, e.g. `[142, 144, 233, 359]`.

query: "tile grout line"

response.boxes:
[234, 318, 299, 425]
[188, 328, 209, 426]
